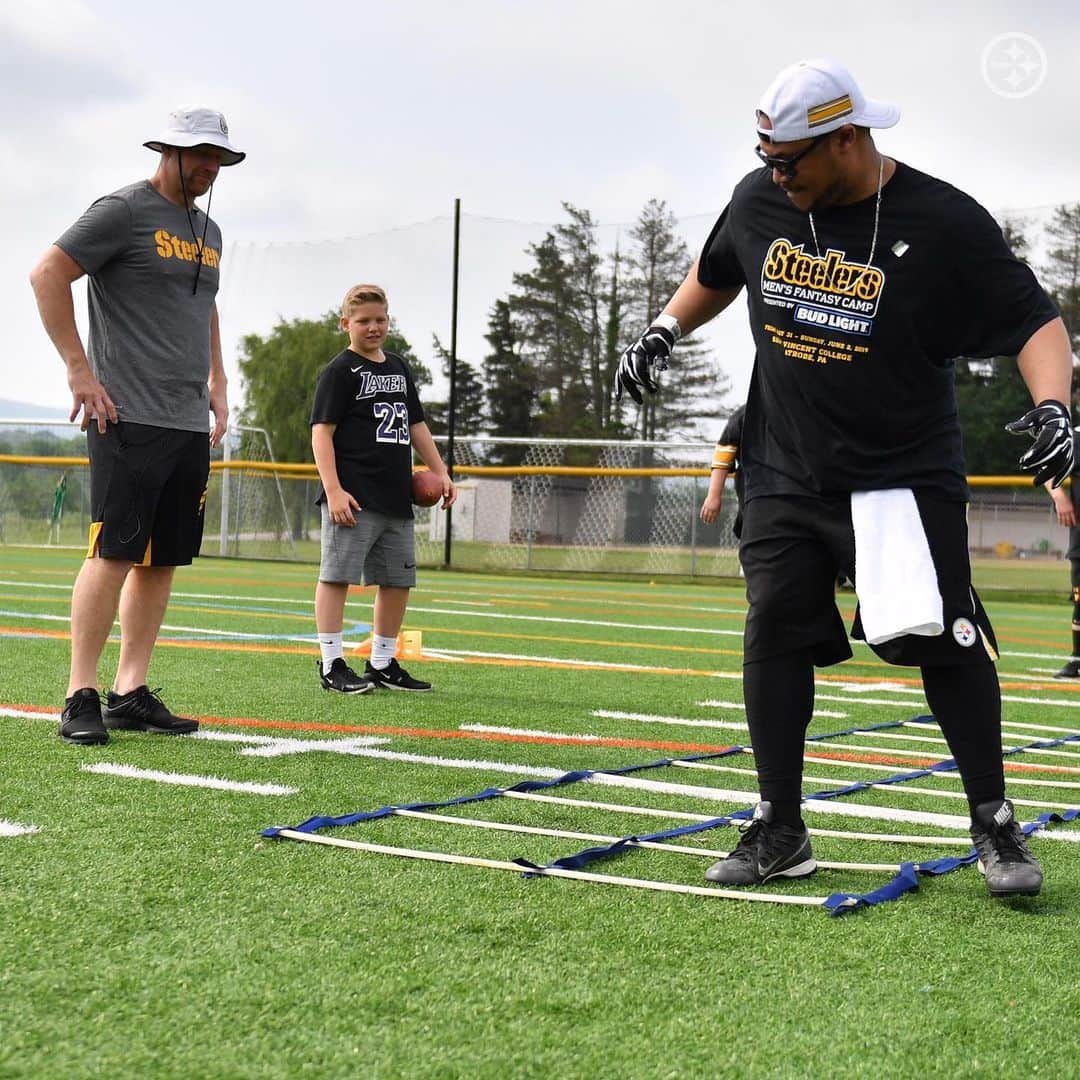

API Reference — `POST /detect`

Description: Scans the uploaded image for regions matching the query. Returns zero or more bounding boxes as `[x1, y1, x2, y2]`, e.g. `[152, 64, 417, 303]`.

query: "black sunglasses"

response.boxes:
[754, 134, 828, 178]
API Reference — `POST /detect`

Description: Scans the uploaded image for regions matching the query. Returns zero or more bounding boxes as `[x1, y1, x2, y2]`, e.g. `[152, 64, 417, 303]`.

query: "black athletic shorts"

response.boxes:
[86, 421, 210, 566]
[739, 492, 997, 669]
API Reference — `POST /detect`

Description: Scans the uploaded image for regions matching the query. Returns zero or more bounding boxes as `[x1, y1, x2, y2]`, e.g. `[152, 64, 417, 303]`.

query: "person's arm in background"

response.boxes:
[701, 441, 737, 524]
[1046, 477, 1076, 527]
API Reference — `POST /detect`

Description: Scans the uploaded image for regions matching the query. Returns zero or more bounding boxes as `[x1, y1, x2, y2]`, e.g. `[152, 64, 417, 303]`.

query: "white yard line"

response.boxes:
[592, 710, 748, 731]
[0, 820, 39, 838]
[192, 730, 389, 757]
[80, 762, 298, 796]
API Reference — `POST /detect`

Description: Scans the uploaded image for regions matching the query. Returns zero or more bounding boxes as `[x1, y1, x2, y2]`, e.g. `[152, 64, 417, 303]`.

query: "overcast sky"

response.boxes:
[3, 0, 1077, 435]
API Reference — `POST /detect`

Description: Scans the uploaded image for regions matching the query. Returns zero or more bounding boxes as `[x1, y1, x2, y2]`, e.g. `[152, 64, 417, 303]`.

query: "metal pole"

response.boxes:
[443, 197, 461, 568]
[689, 475, 698, 577]
[219, 431, 231, 555]
[526, 475, 536, 570]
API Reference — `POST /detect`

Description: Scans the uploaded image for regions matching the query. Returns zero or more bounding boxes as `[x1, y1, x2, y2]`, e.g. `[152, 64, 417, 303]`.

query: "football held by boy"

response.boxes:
[311, 284, 454, 694]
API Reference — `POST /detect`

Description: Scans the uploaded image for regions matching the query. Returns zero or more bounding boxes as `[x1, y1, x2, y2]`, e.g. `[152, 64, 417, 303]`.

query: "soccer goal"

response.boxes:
[209, 425, 298, 560]
[0, 419, 297, 560]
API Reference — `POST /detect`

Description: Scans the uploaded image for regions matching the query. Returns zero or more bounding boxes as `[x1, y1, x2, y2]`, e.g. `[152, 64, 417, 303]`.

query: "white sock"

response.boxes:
[319, 633, 344, 674]
[370, 633, 398, 670]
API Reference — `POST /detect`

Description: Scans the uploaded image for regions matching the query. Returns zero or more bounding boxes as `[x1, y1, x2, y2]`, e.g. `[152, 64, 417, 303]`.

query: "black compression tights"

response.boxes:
[743, 651, 815, 825]
[920, 662, 1004, 815]
[744, 652, 1005, 822]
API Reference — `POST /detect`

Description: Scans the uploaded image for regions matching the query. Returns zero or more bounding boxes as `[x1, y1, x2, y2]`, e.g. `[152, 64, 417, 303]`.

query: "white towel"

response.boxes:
[850, 489, 944, 645]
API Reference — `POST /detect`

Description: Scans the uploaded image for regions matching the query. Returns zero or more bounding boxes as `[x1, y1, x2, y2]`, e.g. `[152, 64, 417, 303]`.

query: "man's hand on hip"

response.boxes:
[68, 362, 117, 433]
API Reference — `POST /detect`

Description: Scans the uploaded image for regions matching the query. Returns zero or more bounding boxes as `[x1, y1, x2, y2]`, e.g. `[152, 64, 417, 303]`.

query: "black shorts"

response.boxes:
[740, 493, 997, 669]
[87, 422, 210, 566]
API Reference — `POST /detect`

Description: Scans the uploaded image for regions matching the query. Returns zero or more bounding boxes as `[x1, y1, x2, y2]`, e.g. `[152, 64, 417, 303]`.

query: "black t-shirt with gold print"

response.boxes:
[698, 162, 1058, 501]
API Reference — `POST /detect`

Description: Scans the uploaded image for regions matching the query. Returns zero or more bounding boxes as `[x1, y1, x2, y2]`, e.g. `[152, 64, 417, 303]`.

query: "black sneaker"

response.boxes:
[970, 799, 1043, 897]
[1054, 659, 1080, 678]
[704, 802, 816, 885]
[318, 657, 373, 694]
[59, 688, 108, 745]
[364, 658, 432, 692]
[103, 685, 198, 735]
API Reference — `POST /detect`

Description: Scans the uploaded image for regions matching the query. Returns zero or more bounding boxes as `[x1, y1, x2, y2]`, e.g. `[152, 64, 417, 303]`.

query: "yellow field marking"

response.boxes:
[0, 594, 70, 605]
[167, 604, 310, 623]
[404, 623, 743, 658]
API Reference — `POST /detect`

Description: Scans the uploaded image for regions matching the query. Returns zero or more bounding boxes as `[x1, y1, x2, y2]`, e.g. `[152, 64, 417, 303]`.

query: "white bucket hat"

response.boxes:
[757, 59, 900, 143]
[144, 105, 245, 165]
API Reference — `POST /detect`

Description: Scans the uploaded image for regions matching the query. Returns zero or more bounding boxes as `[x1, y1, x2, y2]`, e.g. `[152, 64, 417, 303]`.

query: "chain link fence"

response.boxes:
[0, 422, 1068, 577]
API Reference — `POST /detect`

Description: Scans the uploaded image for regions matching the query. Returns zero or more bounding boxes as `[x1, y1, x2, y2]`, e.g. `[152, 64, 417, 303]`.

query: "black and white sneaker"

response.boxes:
[1054, 659, 1080, 679]
[364, 658, 432, 692]
[103, 685, 198, 735]
[59, 687, 109, 745]
[318, 658, 373, 694]
[704, 801, 816, 885]
[970, 799, 1043, 897]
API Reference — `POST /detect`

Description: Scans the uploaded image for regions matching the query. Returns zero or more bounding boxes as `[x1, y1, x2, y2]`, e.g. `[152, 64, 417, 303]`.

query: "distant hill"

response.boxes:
[0, 398, 70, 421]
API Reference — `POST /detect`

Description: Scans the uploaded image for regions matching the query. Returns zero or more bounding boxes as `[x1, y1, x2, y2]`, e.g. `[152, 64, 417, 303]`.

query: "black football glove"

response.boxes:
[615, 318, 680, 404]
[1005, 399, 1075, 488]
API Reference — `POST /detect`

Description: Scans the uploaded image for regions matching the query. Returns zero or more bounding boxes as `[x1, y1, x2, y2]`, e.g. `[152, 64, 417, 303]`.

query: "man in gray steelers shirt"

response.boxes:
[29, 105, 245, 745]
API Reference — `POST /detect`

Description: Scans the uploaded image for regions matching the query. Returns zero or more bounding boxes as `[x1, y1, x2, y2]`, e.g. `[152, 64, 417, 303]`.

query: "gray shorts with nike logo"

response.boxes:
[319, 506, 417, 587]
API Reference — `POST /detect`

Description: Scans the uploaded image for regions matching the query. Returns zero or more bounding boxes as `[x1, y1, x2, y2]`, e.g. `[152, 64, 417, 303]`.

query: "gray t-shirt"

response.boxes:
[56, 179, 222, 432]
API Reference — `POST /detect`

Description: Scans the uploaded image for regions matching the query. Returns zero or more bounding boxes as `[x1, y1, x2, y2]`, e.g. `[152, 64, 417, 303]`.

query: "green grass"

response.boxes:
[1, 545, 1080, 1078]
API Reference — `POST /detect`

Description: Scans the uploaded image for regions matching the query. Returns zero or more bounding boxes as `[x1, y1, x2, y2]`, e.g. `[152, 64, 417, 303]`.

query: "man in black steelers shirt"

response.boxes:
[616, 58, 1075, 899]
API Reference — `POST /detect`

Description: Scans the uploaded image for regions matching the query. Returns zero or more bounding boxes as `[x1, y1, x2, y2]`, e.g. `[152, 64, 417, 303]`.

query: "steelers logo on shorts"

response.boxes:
[952, 618, 977, 647]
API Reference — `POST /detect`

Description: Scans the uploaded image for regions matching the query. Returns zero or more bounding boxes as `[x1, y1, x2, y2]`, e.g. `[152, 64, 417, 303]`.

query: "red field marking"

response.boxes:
[997, 631, 1072, 647]
[9, 621, 1080, 691]
[9, 698, 1079, 774]
[0, 625, 69, 640]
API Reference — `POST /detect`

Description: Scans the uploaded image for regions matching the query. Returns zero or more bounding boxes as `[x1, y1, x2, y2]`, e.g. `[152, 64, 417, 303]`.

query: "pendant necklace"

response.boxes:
[807, 154, 884, 289]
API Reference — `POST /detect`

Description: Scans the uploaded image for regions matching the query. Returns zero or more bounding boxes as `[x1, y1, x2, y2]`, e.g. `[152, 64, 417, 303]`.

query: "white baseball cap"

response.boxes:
[144, 105, 245, 165]
[756, 59, 900, 143]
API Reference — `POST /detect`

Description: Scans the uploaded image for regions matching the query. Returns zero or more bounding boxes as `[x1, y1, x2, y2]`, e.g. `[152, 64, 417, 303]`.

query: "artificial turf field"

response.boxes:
[2, 545, 1080, 1079]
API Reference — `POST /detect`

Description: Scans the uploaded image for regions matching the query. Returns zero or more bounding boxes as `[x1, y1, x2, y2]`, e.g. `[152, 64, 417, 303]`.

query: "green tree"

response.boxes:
[482, 299, 537, 464]
[237, 311, 343, 467]
[555, 204, 609, 433]
[509, 231, 579, 438]
[620, 199, 729, 439]
[1040, 203, 1080, 368]
[428, 334, 487, 438]
[507, 204, 613, 442]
